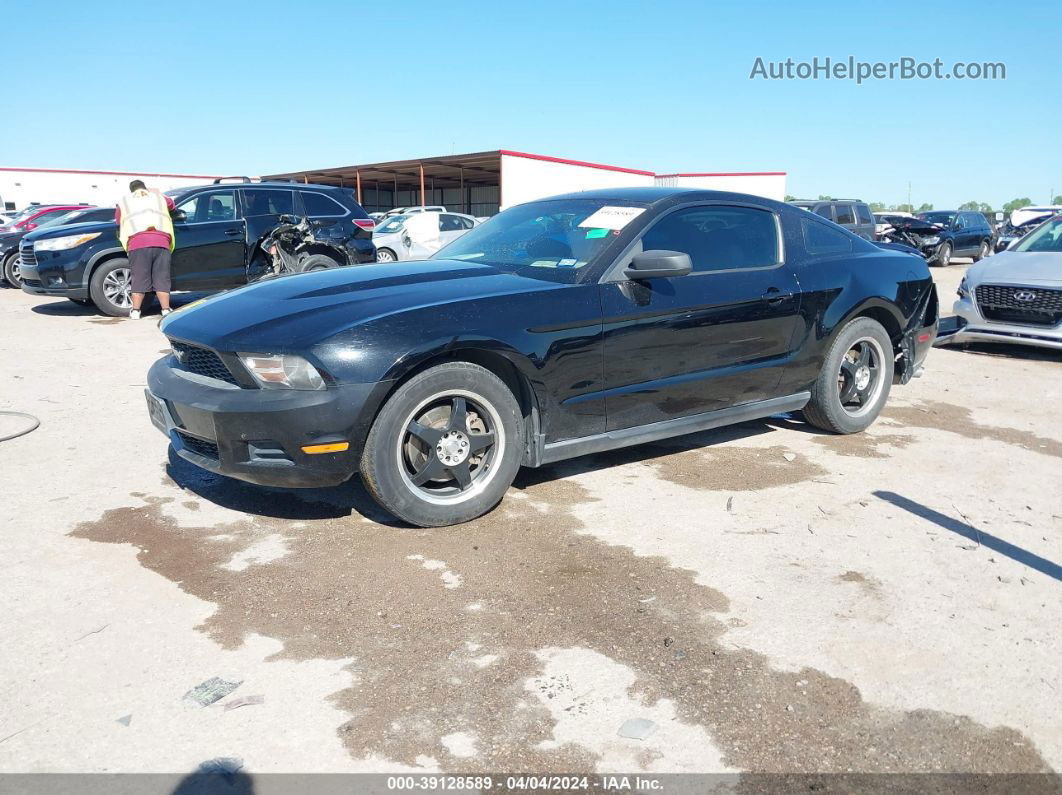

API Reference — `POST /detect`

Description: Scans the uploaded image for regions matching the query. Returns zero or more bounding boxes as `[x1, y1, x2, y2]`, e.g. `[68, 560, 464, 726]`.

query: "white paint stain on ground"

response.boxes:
[440, 731, 479, 759]
[526, 647, 734, 773]
[220, 534, 291, 572]
[406, 555, 463, 589]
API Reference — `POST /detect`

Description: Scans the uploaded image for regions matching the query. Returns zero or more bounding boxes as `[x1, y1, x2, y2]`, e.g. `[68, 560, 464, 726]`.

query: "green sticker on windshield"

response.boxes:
[585, 228, 609, 239]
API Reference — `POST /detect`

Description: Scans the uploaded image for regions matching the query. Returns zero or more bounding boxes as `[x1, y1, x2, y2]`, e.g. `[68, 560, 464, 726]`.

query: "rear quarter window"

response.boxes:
[802, 218, 853, 255]
[299, 191, 347, 218]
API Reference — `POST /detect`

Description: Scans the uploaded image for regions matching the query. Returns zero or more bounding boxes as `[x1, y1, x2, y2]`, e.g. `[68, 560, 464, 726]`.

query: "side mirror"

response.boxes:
[624, 250, 692, 281]
[170, 210, 188, 222]
[24, 223, 36, 231]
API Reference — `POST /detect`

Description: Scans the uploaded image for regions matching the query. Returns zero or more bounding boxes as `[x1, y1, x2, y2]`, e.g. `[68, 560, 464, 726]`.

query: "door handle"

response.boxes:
[761, 287, 792, 304]
[224, 228, 242, 236]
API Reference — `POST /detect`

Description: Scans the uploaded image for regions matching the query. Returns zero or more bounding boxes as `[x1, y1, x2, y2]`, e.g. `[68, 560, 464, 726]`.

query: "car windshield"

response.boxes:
[918, 212, 956, 226]
[35, 208, 96, 229]
[432, 197, 648, 283]
[376, 215, 408, 234]
[1013, 217, 1062, 253]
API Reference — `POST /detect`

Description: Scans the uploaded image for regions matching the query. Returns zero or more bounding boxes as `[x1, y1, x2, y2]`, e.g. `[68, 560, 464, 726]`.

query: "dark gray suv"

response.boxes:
[789, 200, 876, 240]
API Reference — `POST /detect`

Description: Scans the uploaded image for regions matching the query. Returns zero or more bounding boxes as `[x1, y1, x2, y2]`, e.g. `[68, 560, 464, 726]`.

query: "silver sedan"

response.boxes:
[949, 215, 1062, 350]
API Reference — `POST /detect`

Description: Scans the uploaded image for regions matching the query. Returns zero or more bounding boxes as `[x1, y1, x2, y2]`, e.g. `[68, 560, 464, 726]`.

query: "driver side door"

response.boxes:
[597, 203, 803, 431]
[170, 189, 246, 289]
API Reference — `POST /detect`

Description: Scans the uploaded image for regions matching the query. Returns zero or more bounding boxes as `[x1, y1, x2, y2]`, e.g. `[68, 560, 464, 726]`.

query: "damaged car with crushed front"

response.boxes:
[147, 188, 938, 527]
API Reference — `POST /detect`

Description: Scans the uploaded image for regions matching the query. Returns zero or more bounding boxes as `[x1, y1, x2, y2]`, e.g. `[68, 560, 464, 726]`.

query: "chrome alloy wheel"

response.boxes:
[102, 267, 132, 309]
[397, 390, 503, 505]
[837, 337, 886, 418]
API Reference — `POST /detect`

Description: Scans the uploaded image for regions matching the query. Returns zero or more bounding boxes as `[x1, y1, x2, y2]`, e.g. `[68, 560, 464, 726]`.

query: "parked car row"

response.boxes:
[790, 200, 997, 267]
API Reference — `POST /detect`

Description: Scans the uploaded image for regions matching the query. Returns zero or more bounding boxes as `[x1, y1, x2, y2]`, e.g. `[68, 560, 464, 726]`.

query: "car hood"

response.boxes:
[23, 219, 116, 242]
[160, 258, 566, 353]
[968, 250, 1062, 286]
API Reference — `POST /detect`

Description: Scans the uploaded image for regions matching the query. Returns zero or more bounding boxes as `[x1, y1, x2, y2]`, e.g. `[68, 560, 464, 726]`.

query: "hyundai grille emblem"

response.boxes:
[1013, 290, 1038, 302]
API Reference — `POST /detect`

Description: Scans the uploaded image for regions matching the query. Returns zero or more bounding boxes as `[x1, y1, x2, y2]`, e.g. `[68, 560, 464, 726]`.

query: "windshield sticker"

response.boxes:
[584, 228, 609, 239]
[578, 206, 645, 231]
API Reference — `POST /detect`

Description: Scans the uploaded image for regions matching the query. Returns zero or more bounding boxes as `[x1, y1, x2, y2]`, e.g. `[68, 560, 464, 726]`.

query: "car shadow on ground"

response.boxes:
[165, 419, 786, 525]
[943, 341, 1062, 363]
[164, 448, 401, 527]
[30, 299, 98, 317]
[29, 292, 212, 318]
[875, 490, 1062, 583]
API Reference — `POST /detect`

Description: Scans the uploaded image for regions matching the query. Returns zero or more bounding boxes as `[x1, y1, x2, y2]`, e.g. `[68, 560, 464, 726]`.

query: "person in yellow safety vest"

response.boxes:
[115, 180, 176, 320]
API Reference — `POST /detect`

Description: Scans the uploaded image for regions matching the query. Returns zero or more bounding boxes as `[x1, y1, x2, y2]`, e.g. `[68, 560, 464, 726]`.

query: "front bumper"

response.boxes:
[147, 356, 389, 488]
[947, 297, 1062, 350]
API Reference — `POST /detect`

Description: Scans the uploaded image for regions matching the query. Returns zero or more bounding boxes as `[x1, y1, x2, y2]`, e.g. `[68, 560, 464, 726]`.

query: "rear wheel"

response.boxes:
[360, 362, 523, 527]
[298, 254, 341, 273]
[89, 258, 133, 317]
[802, 317, 894, 435]
[375, 248, 397, 263]
[974, 240, 991, 261]
[3, 252, 21, 287]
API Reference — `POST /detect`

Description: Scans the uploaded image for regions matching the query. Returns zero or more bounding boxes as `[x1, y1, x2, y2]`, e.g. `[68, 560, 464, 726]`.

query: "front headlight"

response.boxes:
[957, 277, 969, 298]
[34, 232, 102, 251]
[238, 353, 326, 390]
[921, 235, 941, 245]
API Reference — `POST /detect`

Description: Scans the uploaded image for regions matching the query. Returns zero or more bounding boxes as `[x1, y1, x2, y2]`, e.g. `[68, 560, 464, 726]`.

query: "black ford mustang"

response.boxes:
[148, 188, 938, 526]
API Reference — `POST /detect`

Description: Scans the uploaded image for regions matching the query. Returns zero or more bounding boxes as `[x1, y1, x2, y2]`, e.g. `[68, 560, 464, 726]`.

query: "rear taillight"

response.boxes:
[353, 219, 375, 231]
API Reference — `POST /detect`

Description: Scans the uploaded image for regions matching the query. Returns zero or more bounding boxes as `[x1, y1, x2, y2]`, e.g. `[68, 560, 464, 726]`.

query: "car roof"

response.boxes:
[177, 181, 347, 194]
[536, 186, 790, 211]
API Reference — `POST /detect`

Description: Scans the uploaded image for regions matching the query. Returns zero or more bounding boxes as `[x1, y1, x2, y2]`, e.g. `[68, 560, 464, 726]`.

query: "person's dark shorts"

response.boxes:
[129, 247, 172, 293]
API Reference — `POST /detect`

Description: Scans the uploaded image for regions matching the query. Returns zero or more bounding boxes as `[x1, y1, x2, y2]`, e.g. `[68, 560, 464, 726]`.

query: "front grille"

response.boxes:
[975, 284, 1062, 327]
[19, 242, 36, 268]
[170, 341, 240, 386]
[176, 431, 220, 460]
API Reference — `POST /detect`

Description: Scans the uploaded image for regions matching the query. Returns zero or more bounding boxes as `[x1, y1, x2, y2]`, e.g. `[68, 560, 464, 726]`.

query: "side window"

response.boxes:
[176, 191, 236, 223]
[954, 215, 967, 230]
[813, 205, 833, 220]
[640, 206, 781, 273]
[300, 190, 346, 218]
[834, 204, 855, 225]
[856, 204, 874, 225]
[461, 216, 475, 229]
[802, 218, 853, 255]
[439, 214, 464, 232]
[242, 189, 293, 216]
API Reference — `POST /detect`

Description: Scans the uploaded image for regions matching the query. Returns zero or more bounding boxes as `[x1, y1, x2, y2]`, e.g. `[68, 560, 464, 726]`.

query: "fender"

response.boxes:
[85, 245, 128, 281]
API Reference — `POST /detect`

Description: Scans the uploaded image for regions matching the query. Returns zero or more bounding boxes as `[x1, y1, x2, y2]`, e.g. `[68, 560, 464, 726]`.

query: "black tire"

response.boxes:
[88, 258, 133, 317]
[973, 240, 991, 262]
[802, 317, 895, 435]
[3, 252, 21, 288]
[298, 254, 340, 273]
[935, 241, 952, 267]
[375, 248, 397, 263]
[360, 362, 524, 527]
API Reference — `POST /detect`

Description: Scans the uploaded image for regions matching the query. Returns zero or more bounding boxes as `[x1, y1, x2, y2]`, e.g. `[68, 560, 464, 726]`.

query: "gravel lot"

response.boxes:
[1, 262, 1059, 777]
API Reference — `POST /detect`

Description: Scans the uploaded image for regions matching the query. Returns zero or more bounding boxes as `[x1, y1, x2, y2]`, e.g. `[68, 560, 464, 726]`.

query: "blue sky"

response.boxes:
[5, 0, 1059, 209]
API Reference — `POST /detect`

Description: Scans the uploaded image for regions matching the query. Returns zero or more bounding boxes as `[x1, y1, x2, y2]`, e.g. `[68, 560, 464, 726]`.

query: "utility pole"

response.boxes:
[907, 181, 912, 211]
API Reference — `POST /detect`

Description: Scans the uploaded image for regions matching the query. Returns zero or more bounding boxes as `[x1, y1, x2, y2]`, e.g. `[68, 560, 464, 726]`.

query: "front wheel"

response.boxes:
[375, 248, 397, 263]
[360, 362, 524, 527]
[3, 252, 21, 287]
[935, 241, 952, 267]
[802, 317, 895, 435]
[88, 258, 133, 317]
